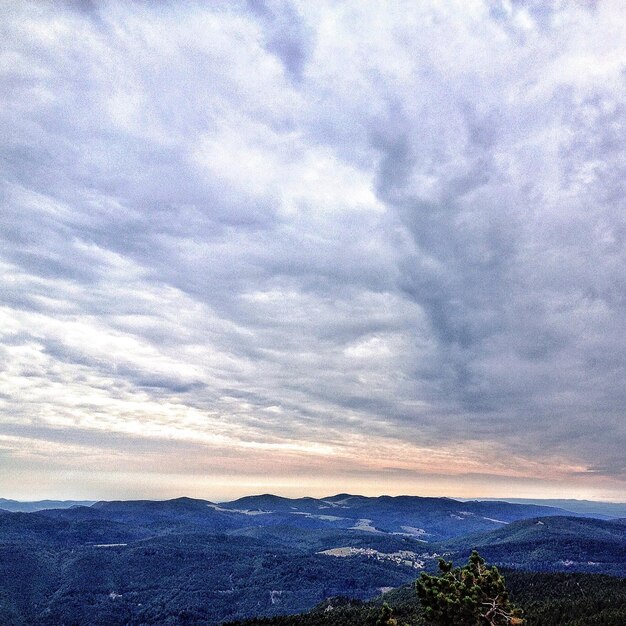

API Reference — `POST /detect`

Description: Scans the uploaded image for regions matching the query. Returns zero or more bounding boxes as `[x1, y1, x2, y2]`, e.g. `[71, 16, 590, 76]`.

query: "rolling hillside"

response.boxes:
[0, 495, 624, 624]
[443, 515, 626, 576]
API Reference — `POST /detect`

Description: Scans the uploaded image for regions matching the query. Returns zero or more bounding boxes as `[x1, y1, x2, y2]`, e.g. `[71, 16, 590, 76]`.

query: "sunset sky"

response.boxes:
[1, 1, 625, 502]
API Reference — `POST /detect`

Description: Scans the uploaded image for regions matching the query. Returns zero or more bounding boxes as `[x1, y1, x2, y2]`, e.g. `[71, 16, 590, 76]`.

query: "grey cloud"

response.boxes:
[356, 8, 625, 469]
[1, 1, 625, 496]
[249, 0, 314, 81]
[39, 339, 205, 396]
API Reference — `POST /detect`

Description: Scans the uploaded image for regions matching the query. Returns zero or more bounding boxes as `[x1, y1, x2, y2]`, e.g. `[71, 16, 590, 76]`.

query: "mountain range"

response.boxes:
[0, 498, 95, 512]
[0, 494, 625, 625]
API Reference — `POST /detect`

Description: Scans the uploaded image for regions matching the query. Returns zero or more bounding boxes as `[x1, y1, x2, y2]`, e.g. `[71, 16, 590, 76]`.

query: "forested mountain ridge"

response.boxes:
[442, 515, 626, 576]
[4, 493, 593, 541]
[1, 495, 625, 625]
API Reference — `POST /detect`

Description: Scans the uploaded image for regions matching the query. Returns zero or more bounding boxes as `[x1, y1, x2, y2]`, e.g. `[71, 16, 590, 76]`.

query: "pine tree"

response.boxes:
[416, 551, 524, 625]
[375, 601, 397, 626]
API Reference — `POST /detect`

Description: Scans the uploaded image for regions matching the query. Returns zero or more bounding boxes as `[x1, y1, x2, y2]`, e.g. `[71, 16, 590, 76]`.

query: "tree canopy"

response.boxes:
[416, 551, 523, 625]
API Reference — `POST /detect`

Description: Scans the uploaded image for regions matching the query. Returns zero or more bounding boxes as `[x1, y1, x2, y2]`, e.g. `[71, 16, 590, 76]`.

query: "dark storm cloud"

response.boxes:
[1, 0, 625, 496]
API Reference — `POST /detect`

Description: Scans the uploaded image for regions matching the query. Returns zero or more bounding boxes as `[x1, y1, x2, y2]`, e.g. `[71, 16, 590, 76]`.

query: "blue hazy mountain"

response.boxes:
[475, 497, 626, 519]
[213, 493, 587, 540]
[1, 494, 625, 625]
[0, 498, 95, 512]
[14, 493, 588, 541]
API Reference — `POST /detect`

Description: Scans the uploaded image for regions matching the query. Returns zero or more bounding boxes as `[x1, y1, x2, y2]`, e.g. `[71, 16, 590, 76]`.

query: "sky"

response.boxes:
[1, 0, 625, 502]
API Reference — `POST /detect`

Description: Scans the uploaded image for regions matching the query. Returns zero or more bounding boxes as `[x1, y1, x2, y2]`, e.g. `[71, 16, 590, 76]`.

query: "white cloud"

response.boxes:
[1, 0, 625, 498]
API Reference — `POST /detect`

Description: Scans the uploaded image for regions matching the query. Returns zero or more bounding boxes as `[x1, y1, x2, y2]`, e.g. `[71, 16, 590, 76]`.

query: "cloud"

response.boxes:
[1, 0, 625, 499]
[248, 0, 315, 81]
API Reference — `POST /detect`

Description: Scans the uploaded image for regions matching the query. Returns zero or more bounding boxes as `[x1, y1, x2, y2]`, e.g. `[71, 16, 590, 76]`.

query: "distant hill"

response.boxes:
[215, 493, 588, 540]
[0, 498, 95, 512]
[443, 515, 626, 576]
[476, 497, 626, 519]
[0, 493, 591, 539]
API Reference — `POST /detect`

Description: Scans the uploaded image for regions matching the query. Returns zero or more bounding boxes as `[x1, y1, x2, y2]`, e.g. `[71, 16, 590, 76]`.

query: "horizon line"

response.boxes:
[2, 492, 626, 506]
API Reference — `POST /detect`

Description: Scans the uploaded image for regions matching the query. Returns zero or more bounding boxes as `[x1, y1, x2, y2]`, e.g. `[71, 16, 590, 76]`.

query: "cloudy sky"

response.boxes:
[1, 0, 625, 502]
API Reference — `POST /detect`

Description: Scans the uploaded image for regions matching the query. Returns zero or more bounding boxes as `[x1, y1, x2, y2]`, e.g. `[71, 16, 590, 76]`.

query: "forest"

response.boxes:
[228, 569, 626, 626]
[1, 497, 625, 625]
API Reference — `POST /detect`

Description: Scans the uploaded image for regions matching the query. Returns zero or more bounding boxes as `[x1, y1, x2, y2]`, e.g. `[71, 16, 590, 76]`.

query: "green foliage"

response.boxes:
[228, 570, 626, 626]
[376, 601, 396, 626]
[504, 570, 626, 626]
[416, 551, 523, 625]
